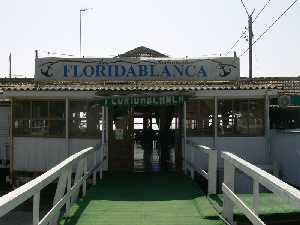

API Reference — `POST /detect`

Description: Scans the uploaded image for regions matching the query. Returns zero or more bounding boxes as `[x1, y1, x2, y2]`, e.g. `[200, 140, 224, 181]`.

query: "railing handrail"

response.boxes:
[185, 139, 217, 194]
[0, 144, 104, 225]
[222, 151, 300, 209]
[222, 151, 300, 225]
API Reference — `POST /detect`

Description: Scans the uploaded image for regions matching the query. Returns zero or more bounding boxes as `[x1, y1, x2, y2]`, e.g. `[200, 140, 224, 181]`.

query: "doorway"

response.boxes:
[108, 104, 183, 172]
[133, 106, 182, 172]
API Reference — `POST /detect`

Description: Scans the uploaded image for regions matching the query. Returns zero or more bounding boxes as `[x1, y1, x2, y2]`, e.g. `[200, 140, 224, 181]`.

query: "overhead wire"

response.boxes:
[240, 0, 299, 57]
[253, 0, 272, 22]
[225, 0, 272, 56]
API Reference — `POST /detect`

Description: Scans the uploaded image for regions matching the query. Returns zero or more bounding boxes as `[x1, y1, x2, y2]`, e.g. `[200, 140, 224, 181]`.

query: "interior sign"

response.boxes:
[35, 57, 240, 81]
[98, 96, 185, 106]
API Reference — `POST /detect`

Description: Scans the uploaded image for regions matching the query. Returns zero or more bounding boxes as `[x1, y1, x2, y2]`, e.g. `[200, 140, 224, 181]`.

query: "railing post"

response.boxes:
[65, 167, 72, 216]
[82, 157, 88, 197]
[208, 150, 217, 195]
[223, 159, 235, 224]
[253, 180, 260, 215]
[191, 148, 195, 180]
[72, 159, 83, 204]
[93, 150, 97, 185]
[33, 192, 40, 225]
[51, 170, 68, 225]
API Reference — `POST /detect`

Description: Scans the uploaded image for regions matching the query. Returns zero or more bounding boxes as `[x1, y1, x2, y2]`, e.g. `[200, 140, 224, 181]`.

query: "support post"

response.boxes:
[183, 101, 187, 174]
[248, 14, 253, 79]
[208, 150, 217, 195]
[213, 96, 218, 149]
[72, 159, 83, 204]
[33, 192, 40, 225]
[253, 180, 260, 215]
[65, 97, 70, 157]
[52, 171, 68, 225]
[82, 157, 87, 197]
[223, 160, 235, 224]
[65, 167, 72, 215]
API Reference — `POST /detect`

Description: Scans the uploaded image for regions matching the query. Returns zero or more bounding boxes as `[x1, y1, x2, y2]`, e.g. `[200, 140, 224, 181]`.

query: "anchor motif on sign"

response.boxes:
[217, 63, 237, 78]
[40, 62, 55, 77]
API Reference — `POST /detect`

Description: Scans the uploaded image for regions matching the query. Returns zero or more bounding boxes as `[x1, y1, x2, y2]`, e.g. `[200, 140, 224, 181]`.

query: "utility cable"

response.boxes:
[225, 0, 272, 55]
[253, 0, 272, 23]
[240, 0, 299, 57]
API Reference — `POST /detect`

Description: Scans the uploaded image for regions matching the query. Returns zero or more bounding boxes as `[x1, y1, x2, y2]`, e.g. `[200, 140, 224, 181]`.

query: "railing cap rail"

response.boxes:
[186, 140, 215, 154]
[222, 151, 300, 209]
[0, 146, 95, 217]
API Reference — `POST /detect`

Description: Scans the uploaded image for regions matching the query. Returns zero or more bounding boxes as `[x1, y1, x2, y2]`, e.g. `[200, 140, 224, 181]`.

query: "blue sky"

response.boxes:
[0, 0, 299, 78]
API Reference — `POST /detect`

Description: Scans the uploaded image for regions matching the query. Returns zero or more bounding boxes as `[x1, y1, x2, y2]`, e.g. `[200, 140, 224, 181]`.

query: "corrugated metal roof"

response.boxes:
[0, 77, 299, 94]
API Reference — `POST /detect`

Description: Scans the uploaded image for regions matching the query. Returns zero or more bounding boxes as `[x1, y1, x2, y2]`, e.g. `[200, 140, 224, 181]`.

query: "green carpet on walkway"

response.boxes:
[60, 172, 226, 225]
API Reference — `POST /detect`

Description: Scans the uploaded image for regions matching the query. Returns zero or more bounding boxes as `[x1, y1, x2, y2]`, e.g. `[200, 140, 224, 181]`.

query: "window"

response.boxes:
[270, 107, 300, 129]
[70, 101, 102, 138]
[13, 100, 65, 137]
[186, 99, 214, 136]
[217, 99, 265, 136]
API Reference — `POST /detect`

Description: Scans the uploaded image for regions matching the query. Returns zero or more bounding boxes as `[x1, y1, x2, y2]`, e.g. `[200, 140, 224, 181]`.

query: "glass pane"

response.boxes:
[31, 120, 48, 136]
[187, 100, 214, 136]
[14, 101, 30, 118]
[218, 100, 233, 136]
[234, 100, 249, 135]
[70, 101, 87, 137]
[87, 101, 101, 137]
[248, 100, 265, 135]
[49, 120, 65, 137]
[14, 119, 31, 135]
[32, 101, 48, 119]
[49, 101, 65, 119]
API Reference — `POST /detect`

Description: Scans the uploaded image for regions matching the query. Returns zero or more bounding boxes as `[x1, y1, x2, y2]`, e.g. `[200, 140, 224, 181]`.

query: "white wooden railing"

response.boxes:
[222, 151, 300, 225]
[185, 140, 217, 195]
[0, 144, 105, 225]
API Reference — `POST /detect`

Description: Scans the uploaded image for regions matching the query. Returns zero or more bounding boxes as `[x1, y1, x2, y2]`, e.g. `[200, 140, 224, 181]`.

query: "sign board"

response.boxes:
[35, 57, 240, 81]
[97, 95, 185, 107]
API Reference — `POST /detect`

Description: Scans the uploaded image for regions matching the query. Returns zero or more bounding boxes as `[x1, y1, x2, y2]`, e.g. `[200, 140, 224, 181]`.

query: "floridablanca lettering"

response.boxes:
[63, 63, 208, 78]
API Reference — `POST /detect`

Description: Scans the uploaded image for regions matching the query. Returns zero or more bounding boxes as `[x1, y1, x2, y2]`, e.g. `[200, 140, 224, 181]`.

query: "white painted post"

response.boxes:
[191, 148, 195, 180]
[213, 96, 218, 149]
[208, 150, 217, 195]
[183, 101, 187, 174]
[92, 150, 97, 185]
[223, 160, 235, 224]
[72, 159, 83, 204]
[82, 157, 87, 197]
[253, 180, 260, 215]
[65, 97, 70, 157]
[33, 192, 40, 225]
[52, 171, 68, 225]
[65, 167, 72, 215]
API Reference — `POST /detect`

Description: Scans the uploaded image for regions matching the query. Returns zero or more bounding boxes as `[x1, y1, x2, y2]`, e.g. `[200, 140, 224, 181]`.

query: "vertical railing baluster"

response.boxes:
[223, 159, 235, 224]
[33, 192, 40, 225]
[82, 157, 87, 197]
[253, 180, 260, 215]
[208, 149, 217, 195]
[65, 167, 72, 216]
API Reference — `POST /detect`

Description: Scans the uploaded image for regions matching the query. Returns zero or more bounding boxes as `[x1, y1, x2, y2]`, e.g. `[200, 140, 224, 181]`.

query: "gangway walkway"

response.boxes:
[60, 172, 226, 225]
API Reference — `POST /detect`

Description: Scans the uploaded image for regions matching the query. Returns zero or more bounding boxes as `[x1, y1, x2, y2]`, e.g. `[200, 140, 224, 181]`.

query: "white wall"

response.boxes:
[13, 137, 107, 172]
[187, 136, 270, 193]
[187, 136, 269, 169]
[270, 130, 300, 187]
